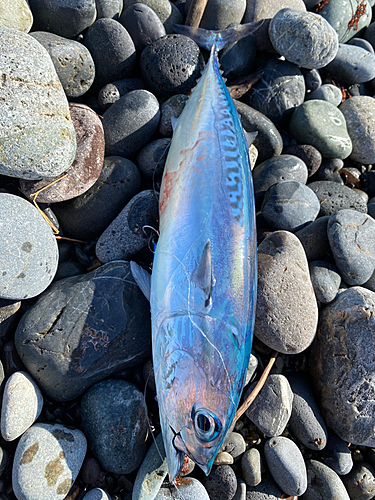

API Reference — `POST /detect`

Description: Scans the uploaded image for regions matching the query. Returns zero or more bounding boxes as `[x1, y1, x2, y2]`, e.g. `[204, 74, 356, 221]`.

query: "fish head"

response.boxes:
[154, 315, 241, 481]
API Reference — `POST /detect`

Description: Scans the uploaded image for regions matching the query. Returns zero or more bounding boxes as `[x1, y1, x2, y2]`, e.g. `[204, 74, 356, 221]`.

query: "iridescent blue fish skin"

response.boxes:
[150, 26, 257, 482]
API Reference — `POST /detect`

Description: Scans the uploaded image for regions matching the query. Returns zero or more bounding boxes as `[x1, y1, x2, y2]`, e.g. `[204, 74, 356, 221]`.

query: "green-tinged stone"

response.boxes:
[0, 0, 33, 32]
[289, 100, 352, 159]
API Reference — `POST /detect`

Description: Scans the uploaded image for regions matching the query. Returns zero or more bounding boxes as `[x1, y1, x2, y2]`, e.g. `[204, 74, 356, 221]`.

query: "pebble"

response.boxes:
[136, 138, 171, 179]
[80, 457, 102, 485]
[158, 95, 189, 137]
[52, 156, 141, 241]
[342, 463, 375, 500]
[185, 0, 246, 29]
[14, 261, 151, 402]
[0, 193, 58, 300]
[308, 180, 368, 216]
[96, 190, 159, 263]
[12, 423, 87, 500]
[340, 96, 375, 164]
[0, 299, 21, 338]
[241, 448, 262, 487]
[103, 90, 160, 158]
[98, 77, 145, 111]
[254, 231, 318, 354]
[348, 37, 375, 54]
[219, 432, 246, 461]
[233, 479, 246, 500]
[243, 0, 306, 22]
[20, 103, 105, 203]
[0, 27, 77, 180]
[246, 59, 305, 126]
[82, 489, 112, 500]
[282, 144, 322, 177]
[214, 452, 234, 465]
[302, 67, 322, 92]
[202, 465, 238, 500]
[302, 460, 350, 500]
[84, 18, 137, 91]
[309, 260, 342, 303]
[80, 379, 148, 474]
[220, 31, 257, 82]
[305, 83, 343, 106]
[261, 180, 320, 231]
[30, 32, 95, 98]
[286, 371, 328, 450]
[325, 43, 375, 84]
[315, 158, 344, 183]
[119, 3, 166, 52]
[310, 286, 375, 446]
[289, 100, 352, 159]
[154, 478, 210, 500]
[327, 209, 375, 285]
[268, 8, 339, 69]
[319, 435, 353, 475]
[0, 0, 33, 32]
[140, 35, 204, 98]
[245, 374, 293, 437]
[29, 0, 96, 38]
[235, 101, 283, 164]
[246, 478, 283, 499]
[122, 0, 182, 34]
[96, 0, 123, 20]
[1, 371, 43, 442]
[264, 436, 307, 496]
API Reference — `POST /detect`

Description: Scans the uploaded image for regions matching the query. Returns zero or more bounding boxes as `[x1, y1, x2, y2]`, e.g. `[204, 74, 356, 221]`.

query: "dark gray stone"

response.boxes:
[243, 0, 306, 22]
[314, 158, 344, 183]
[327, 209, 375, 285]
[136, 138, 170, 179]
[246, 478, 283, 499]
[98, 77, 145, 111]
[246, 59, 305, 126]
[302, 67, 322, 92]
[140, 35, 205, 97]
[348, 37, 374, 54]
[52, 156, 141, 241]
[154, 478, 209, 500]
[82, 489, 112, 500]
[264, 436, 307, 496]
[305, 84, 343, 106]
[241, 448, 261, 487]
[320, 435, 353, 475]
[103, 89, 160, 158]
[219, 432, 246, 461]
[28, 0, 96, 38]
[220, 30, 257, 82]
[202, 465, 237, 500]
[268, 8, 338, 69]
[310, 286, 375, 446]
[235, 101, 283, 164]
[81, 379, 148, 474]
[282, 144, 322, 177]
[185, 0, 246, 29]
[0, 194, 58, 300]
[302, 460, 350, 499]
[96, 0, 123, 19]
[14, 261, 151, 402]
[30, 32, 95, 98]
[309, 260, 342, 303]
[119, 3, 166, 52]
[122, 0, 183, 34]
[261, 181, 320, 232]
[158, 94, 188, 137]
[286, 371, 328, 450]
[84, 18, 136, 91]
[325, 44, 375, 85]
[0, 299, 21, 338]
[342, 463, 375, 500]
[307, 180, 368, 216]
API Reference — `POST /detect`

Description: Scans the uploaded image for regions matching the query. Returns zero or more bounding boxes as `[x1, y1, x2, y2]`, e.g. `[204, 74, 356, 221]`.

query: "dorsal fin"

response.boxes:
[192, 241, 214, 306]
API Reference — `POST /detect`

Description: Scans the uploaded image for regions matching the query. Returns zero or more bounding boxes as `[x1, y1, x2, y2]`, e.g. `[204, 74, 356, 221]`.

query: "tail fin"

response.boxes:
[173, 21, 263, 52]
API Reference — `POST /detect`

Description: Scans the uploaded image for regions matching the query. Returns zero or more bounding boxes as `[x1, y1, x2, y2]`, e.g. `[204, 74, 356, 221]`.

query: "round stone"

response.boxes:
[0, 0, 33, 32]
[185, 0, 246, 29]
[30, 32, 95, 98]
[98, 77, 145, 111]
[243, 0, 306, 22]
[219, 432, 246, 461]
[320, 435, 353, 475]
[119, 3, 166, 52]
[342, 463, 375, 500]
[0, 27, 76, 180]
[0, 193, 58, 300]
[309, 260, 342, 303]
[241, 448, 262, 487]
[254, 231, 318, 354]
[305, 84, 343, 106]
[136, 138, 171, 179]
[289, 100, 352, 159]
[96, 0, 123, 19]
[122, 0, 183, 34]
[302, 67, 322, 92]
[202, 465, 237, 500]
[307, 180, 367, 216]
[246, 478, 283, 499]
[82, 489, 112, 500]
[220, 31, 257, 82]
[310, 286, 375, 446]
[325, 43, 375, 84]
[339, 96, 375, 164]
[268, 8, 339, 69]
[155, 478, 209, 500]
[140, 34, 205, 97]
[282, 144, 322, 177]
[303, 460, 350, 500]
[158, 94, 188, 137]
[294, 216, 331, 262]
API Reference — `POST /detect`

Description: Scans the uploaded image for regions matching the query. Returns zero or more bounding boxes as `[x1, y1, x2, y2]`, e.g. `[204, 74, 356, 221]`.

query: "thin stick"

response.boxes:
[233, 351, 278, 424]
[185, 0, 209, 27]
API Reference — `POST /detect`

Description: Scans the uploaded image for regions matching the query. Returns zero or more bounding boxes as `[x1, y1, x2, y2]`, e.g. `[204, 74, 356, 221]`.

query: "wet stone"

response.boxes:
[154, 478, 210, 500]
[98, 77, 145, 111]
[158, 94, 188, 137]
[140, 35, 205, 98]
[12, 423, 87, 500]
[282, 144, 322, 177]
[185, 0, 246, 29]
[289, 100, 352, 159]
[202, 465, 237, 500]
[81, 379, 148, 474]
[1, 371, 43, 442]
[327, 209, 375, 285]
[30, 32, 95, 98]
[286, 371, 328, 450]
[307, 180, 367, 216]
[241, 448, 262, 487]
[302, 460, 350, 500]
[254, 231, 318, 354]
[0, 27, 76, 180]
[96, 190, 159, 263]
[52, 156, 141, 241]
[96, 0, 123, 19]
[342, 463, 375, 500]
[309, 260, 342, 303]
[0, 0, 33, 32]
[20, 103, 105, 203]
[103, 89, 160, 158]
[305, 84, 343, 106]
[122, 0, 183, 34]
[310, 287, 375, 446]
[136, 138, 171, 179]
[243, 0, 306, 22]
[264, 436, 307, 497]
[320, 435, 353, 475]
[268, 8, 338, 69]
[28, 0, 96, 38]
[14, 261, 151, 402]
[245, 374, 293, 437]
[119, 3, 166, 52]
[325, 43, 375, 85]
[0, 194, 58, 301]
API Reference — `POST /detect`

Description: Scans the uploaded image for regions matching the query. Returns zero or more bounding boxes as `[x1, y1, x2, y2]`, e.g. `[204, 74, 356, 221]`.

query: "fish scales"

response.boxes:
[150, 26, 257, 481]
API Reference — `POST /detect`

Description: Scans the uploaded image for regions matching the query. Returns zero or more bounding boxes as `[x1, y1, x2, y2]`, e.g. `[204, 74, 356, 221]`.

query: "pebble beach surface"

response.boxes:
[1, 1, 375, 499]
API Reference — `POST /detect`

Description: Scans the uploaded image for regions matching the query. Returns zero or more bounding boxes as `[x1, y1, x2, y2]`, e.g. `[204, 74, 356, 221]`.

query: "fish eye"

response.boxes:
[192, 407, 222, 442]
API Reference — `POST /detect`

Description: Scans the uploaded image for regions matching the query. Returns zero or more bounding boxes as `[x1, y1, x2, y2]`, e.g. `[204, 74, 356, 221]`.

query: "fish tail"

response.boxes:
[173, 21, 263, 52]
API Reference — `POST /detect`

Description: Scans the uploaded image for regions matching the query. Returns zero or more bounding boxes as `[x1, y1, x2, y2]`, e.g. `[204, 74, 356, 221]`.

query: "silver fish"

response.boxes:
[150, 23, 258, 481]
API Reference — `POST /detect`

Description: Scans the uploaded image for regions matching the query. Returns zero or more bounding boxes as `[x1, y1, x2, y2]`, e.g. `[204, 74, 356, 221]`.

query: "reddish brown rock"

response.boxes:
[19, 104, 105, 203]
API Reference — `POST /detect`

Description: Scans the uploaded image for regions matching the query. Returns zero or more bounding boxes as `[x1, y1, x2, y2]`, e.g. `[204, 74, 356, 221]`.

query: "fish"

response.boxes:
[145, 23, 258, 482]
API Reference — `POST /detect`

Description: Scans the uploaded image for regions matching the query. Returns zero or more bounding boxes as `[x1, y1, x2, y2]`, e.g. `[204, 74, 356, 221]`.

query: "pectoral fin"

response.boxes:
[130, 261, 151, 301]
[192, 241, 214, 307]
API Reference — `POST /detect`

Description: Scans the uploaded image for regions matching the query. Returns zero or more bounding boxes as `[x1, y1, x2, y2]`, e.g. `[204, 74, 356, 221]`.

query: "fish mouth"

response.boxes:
[171, 428, 214, 478]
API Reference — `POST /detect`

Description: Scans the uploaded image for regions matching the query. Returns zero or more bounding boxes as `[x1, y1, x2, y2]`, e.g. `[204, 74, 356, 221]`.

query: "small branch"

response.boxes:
[185, 0, 208, 27]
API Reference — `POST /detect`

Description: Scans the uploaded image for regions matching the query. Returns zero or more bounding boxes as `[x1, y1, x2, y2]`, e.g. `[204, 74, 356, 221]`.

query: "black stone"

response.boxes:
[283, 144, 322, 177]
[119, 3, 166, 52]
[307, 180, 368, 216]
